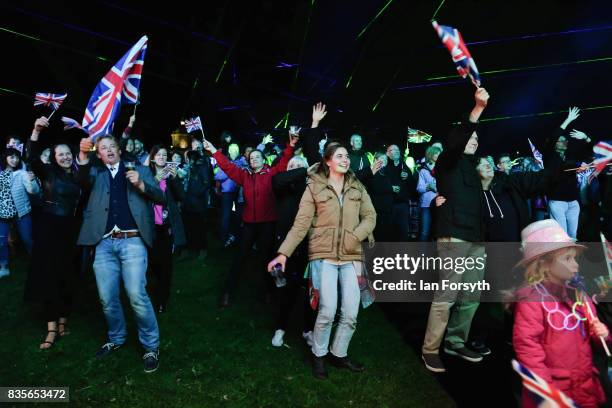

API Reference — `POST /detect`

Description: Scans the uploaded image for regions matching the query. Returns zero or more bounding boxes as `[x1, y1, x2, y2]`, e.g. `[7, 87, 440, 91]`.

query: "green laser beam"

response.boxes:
[0, 87, 31, 99]
[357, 0, 394, 39]
[428, 56, 612, 81]
[431, 0, 446, 21]
[459, 105, 612, 124]
[215, 59, 228, 83]
[372, 65, 402, 111]
[284, 112, 289, 128]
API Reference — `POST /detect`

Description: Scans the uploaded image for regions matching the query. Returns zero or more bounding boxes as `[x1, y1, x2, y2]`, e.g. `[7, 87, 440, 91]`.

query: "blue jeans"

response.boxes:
[419, 207, 432, 242]
[93, 237, 159, 351]
[0, 214, 33, 266]
[548, 200, 580, 239]
[312, 262, 360, 358]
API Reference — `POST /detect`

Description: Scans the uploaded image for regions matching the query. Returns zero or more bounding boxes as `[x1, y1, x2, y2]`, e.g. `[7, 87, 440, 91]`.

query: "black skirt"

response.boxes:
[24, 212, 80, 303]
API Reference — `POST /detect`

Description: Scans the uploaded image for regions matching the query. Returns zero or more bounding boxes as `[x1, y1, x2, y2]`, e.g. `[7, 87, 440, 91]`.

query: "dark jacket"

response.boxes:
[272, 167, 307, 240]
[29, 140, 86, 217]
[434, 118, 483, 241]
[543, 127, 594, 202]
[386, 160, 418, 203]
[77, 162, 164, 248]
[158, 175, 186, 248]
[183, 154, 213, 213]
[367, 168, 394, 215]
[485, 169, 555, 240]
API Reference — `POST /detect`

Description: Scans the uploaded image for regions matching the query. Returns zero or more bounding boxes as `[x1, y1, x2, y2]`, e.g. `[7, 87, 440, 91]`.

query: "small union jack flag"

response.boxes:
[528, 138, 544, 169]
[61, 116, 83, 131]
[432, 21, 481, 87]
[82, 35, 147, 141]
[34, 93, 67, 110]
[407, 127, 433, 144]
[602, 233, 612, 279]
[511, 360, 579, 408]
[185, 116, 203, 133]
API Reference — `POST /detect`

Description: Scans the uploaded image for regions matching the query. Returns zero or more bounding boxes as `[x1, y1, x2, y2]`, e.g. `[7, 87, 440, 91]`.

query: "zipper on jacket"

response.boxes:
[331, 186, 344, 261]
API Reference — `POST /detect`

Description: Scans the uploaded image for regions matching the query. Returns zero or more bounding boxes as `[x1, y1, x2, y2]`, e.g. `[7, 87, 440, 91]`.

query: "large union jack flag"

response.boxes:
[82, 35, 147, 140]
[34, 92, 67, 110]
[432, 21, 481, 87]
[511, 360, 580, 408]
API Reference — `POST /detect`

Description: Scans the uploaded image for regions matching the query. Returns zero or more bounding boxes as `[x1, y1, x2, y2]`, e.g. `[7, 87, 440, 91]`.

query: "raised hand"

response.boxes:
[569, 129, 590, 141]
[203, 139, 217, 154]
[261, 134, 274, 145]
[311, 102, 327, 128]
[474, 88, 489, 109]
[371, 158, 383, 175]
[561, 107, 580, 129]
[289, 133, 299, 147]
[31, 117, 50, 141]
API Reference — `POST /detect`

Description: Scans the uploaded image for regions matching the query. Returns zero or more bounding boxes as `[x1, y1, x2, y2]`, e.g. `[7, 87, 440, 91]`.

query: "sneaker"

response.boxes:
[422, 353, 446, 373]
[271, 329, 285, 347]
[469, 340, 492, 356]
[443, 346, 483, 362]
[95, 342, 121, 358]
[143, 350, 159, 373]
[0, 267, 10, 278]
[302, 331, 314, 347]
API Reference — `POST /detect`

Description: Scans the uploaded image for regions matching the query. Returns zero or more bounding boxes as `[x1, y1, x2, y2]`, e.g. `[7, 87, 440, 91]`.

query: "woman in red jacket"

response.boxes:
[513, 219, 609, 407]
[203, 134, 297, 307]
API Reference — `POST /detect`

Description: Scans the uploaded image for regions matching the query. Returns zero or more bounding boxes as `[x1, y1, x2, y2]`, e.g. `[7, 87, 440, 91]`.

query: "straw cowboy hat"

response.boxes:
[516, 219, 586, 268]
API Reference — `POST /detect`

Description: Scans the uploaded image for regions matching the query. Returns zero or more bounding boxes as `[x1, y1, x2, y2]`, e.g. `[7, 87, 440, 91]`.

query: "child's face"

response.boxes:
[547, 248, 579, 284]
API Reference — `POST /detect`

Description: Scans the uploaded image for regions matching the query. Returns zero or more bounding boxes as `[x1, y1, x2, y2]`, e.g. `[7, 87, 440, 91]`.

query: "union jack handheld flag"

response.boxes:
[61, 116, 83, 131]
[407, 127, 433, 144]
[593, 140, 612, 173]
[432, 21, 481, 87]
[184, 116, 203, 133]
[82, 35, 147, 141]
[528, 138, 544, 169]
[511, 360, 580, 408]
[34, 93, 67, 110]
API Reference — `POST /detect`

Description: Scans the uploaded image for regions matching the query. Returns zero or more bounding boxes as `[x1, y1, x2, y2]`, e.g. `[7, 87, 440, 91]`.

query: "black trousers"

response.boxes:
[148, 225, 173, 307]
[224, 222, 275, 295]
[183, 211, 208, 251]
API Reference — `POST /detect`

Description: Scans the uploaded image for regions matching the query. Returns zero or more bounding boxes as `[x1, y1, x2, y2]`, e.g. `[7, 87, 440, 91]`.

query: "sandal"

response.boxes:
[58, 319, 70, 337]
[40, 330, 59, 350]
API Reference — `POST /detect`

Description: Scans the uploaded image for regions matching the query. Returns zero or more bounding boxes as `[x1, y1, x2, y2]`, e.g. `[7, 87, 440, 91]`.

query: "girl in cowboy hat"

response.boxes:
[513, 219, 610, 407]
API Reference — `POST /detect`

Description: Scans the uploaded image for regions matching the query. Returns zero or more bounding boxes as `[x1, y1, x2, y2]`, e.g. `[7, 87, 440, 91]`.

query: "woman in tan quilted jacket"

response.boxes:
[268, 142, 377, 380]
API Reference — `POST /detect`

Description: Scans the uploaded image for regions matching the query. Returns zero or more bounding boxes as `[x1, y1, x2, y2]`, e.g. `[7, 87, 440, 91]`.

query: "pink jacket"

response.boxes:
[513, 282, 607, 408]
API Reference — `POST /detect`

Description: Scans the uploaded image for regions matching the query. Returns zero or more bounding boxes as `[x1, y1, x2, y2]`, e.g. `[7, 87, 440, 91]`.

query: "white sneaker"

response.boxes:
[302, 331, 314, 347]
[271, 329, 285, 347]
[0, 267, 9, 279]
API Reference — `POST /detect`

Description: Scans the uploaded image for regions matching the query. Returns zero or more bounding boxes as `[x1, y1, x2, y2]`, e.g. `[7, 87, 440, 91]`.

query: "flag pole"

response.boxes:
[47, 109, 57, 120]
[200, 127, 207, 143]
[602, 232, 612, 281]
[582, 292, 611, 357]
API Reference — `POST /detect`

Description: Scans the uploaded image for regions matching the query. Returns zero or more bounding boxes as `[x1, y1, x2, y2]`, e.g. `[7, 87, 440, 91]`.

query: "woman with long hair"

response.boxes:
[24, 116, 87, 349]
[147, 144, 186, 313]
[0, 148, 39, 277]
[268, 142, 376, 379]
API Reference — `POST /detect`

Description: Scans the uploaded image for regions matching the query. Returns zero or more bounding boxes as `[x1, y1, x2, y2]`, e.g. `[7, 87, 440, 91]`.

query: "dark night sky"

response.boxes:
[2, 0, 612, 159]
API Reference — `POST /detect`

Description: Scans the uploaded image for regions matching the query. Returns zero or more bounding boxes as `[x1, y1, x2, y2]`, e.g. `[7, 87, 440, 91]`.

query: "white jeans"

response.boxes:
[548, 200, 580, 239]
[312, 262, 360, 358]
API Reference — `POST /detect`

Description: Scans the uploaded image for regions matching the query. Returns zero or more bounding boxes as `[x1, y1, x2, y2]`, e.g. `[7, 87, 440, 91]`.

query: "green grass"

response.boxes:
[0, 243, 455, 408]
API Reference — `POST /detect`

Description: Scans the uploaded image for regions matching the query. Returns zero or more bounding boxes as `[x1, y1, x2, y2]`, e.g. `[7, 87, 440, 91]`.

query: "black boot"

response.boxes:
[328, 354, 365, 372]
[311, 354, 328, 380]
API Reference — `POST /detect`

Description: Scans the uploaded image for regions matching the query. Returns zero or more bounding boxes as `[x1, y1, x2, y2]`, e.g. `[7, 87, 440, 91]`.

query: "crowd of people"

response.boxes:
[2, 88, 612, 406]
